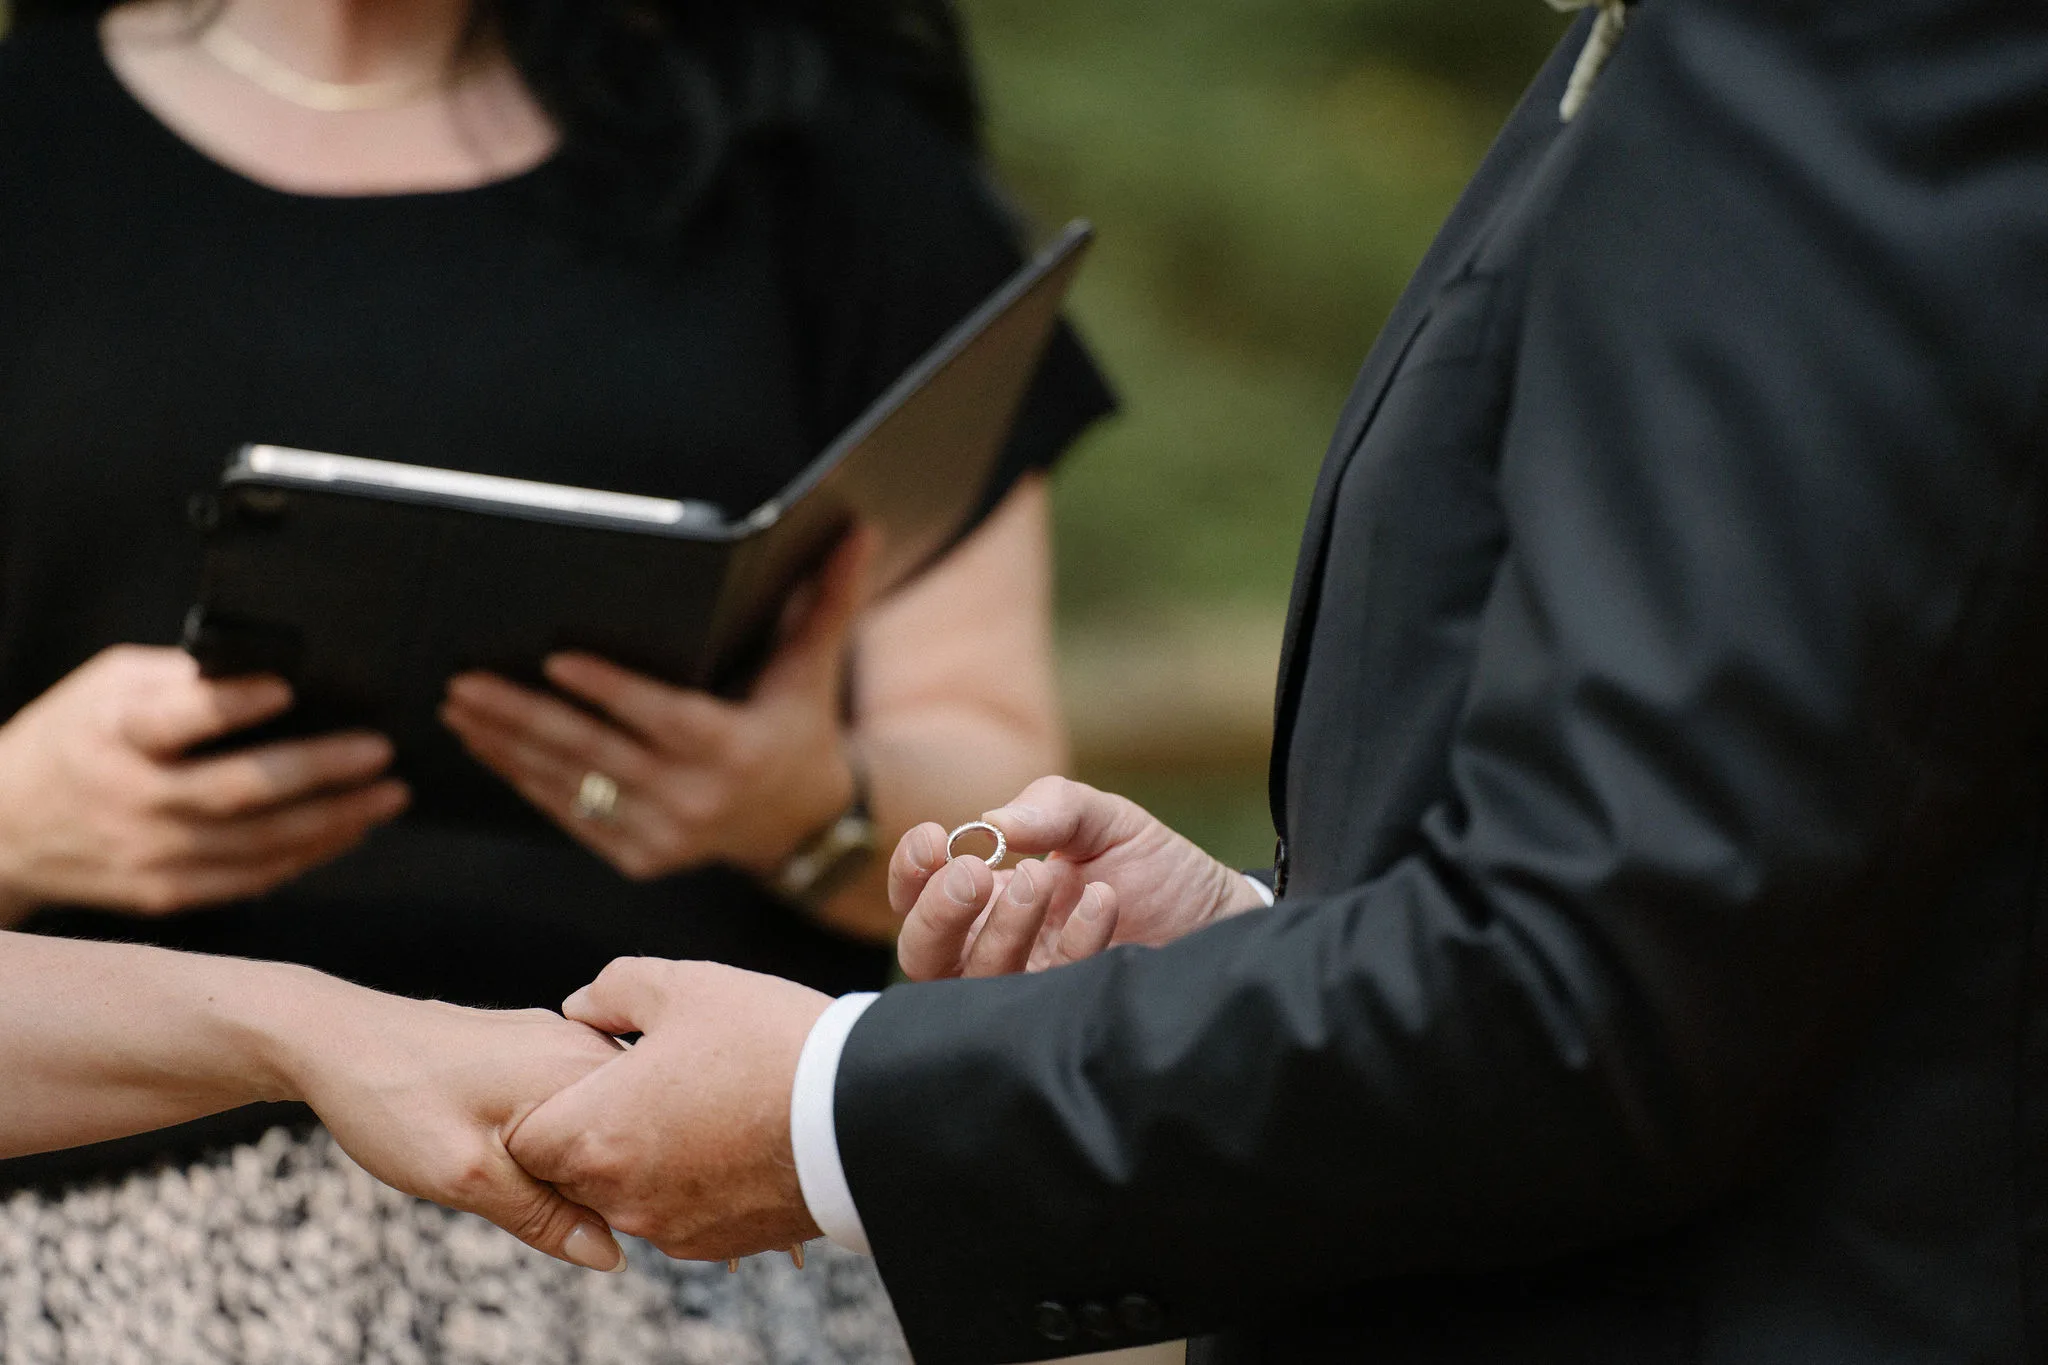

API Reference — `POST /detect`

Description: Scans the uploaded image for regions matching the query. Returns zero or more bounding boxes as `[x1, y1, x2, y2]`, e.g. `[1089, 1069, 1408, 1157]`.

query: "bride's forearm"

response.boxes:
[0, 931, 347, 1159]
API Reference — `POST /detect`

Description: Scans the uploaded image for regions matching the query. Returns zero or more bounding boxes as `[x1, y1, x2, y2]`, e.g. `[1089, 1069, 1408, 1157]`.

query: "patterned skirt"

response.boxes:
[0, 1126, 910, 1365]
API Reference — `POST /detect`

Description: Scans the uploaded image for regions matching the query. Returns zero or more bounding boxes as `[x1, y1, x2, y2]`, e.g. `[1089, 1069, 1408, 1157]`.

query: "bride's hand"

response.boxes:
[274, 974, 629, 1271]
[439, 534, 874, 881]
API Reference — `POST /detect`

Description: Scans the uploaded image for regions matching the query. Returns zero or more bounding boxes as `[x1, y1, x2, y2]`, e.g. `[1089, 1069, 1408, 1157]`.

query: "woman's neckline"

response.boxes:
[88, 14, 562, 206]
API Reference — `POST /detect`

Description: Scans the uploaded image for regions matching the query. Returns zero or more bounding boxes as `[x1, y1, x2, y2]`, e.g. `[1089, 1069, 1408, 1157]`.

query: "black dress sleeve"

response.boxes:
[777, 66, 1116, 527]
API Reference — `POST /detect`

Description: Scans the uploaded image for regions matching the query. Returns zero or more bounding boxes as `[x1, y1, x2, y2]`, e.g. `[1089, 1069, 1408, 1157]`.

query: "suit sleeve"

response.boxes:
[832, 3, 2048, 1361]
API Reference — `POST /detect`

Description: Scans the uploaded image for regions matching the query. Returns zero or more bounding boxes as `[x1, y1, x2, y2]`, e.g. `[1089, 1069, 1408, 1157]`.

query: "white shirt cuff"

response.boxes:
[1243, 872, 1276, 907]
[790, 991, 880, 1255]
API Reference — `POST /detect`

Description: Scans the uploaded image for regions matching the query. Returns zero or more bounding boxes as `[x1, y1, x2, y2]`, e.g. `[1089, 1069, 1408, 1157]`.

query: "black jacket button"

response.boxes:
[1033, 1301, 1076, 1343]
[1079, 1301, 1118, 1339]
[1118, 1294, 1166, 1336]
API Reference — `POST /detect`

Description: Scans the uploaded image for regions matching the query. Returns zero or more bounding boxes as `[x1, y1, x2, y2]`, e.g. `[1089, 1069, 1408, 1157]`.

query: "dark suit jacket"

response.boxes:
[835, 2, 2048, 1360]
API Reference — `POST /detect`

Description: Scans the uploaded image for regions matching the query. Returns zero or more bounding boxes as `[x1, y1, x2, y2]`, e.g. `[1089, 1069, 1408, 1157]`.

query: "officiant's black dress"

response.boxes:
[0, 14, 1111, 1364]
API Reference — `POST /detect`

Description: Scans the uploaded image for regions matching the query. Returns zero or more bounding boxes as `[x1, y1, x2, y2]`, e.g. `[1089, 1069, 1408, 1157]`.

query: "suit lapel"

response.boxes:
[1267, 29, 1583, 837]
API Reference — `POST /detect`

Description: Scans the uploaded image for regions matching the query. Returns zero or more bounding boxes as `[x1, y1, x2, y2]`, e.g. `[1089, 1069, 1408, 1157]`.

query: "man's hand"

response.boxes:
[506, 958, 831, 1261]
[890, 775, 1268, 981]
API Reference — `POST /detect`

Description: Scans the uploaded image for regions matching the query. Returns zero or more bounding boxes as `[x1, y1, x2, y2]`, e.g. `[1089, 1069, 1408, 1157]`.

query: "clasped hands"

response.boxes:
[491, 776, 1269, 1267]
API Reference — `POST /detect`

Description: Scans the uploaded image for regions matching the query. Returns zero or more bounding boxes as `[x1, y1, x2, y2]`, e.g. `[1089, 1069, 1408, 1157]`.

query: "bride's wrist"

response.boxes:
[0, 885, 37, 930]
[0, 845, 42, 929]
[210, 960, 360, 1107]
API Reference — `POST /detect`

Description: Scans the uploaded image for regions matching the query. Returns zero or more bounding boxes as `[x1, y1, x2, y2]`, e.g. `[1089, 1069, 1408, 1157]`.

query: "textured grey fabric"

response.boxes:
[0, 1127, 909, 1365]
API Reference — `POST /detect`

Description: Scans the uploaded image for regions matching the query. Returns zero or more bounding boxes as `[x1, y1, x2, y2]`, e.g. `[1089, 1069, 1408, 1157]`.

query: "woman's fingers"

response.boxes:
[108, 649, 294, 757]
[897, 854, 996, 981]
[751, 529, 877, 702]
[446, 714, 673, 873]
[445, 674, 658, 782]
[961, 859, 1055, 979]
[184, 779, 411, 862]
[460, 1147, 624, 1272]
[540, 655, 733, 757]
[164, 731, 396, 818]
[129, 820, 394, 913]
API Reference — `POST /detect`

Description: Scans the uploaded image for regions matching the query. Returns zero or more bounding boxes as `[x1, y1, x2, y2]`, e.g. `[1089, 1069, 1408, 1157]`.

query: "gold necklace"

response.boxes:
[197, 23, 443, 113]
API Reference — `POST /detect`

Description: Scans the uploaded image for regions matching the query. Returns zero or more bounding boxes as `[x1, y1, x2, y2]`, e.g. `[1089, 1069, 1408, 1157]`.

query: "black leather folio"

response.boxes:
[184, 222, 1092, 825]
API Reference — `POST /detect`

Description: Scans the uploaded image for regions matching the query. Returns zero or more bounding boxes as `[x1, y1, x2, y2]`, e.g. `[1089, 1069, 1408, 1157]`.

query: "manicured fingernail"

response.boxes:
[914, 826, 943, 866]
[944, 858, 979, 905]
[1074, 886, 1103, 922]
[563, 1222, 625, 1272]
[1007, 862, 1038, 906]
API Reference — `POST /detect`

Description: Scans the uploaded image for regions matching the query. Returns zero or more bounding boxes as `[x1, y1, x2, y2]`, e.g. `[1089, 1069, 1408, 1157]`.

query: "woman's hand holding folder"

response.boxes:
[441, 533, 874, 886]
[0, 645, 409, 926]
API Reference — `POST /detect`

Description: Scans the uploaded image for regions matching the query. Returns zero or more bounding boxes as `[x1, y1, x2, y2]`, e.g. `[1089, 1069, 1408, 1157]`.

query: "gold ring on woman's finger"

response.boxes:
[946, 820, 1007, 868]
[572, 771, 621, 823]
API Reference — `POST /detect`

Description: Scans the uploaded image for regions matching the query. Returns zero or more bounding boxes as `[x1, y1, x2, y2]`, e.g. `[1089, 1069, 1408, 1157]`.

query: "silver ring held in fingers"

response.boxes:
[946, 820, 1007, 868]
[571, 771, 621, 823]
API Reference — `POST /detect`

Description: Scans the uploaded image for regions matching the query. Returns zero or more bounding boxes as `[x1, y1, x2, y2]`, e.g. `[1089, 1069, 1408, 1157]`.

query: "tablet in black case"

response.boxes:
[184, 221, 1093, 826]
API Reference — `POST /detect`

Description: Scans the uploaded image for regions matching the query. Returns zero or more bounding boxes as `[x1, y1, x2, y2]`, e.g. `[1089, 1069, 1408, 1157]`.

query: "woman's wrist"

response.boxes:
[0, 835, 43, 929]
[207, 958, 360, 1108]
[0, 883, 38, 931]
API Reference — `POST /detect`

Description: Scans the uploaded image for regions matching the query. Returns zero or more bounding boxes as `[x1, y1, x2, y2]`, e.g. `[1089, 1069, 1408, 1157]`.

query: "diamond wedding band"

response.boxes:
[946, 820, 1007, 868]
[571, 771, 620, 823]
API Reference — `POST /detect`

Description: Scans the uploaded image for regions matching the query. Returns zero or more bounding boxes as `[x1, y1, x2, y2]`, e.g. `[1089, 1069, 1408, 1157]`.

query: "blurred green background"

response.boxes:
[983, 0, 1566, 865]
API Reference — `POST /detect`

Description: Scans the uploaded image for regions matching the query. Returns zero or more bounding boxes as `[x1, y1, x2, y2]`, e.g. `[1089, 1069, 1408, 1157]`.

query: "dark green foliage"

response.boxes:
[959, 0, 1560, 620]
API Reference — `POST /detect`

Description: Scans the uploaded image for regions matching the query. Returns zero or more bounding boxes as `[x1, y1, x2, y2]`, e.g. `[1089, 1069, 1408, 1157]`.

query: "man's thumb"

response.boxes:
[563, 956, 669, 1036]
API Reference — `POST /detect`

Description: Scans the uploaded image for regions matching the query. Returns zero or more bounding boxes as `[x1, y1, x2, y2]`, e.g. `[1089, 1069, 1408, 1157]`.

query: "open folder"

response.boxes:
[183, 221, 1094, 825]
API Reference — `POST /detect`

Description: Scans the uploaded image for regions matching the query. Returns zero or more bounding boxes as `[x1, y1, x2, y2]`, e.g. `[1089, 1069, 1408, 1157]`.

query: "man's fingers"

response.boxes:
[165, 732, 397, 817]
[980, 776, 1139, 863]
[1046, 883, 1120, 969]
[962, 859, 1053, 979]
[896, 854, 995, 981]
[562, 957, 673, 1036]
[121, 668, 294, 757]
[886, 822, 951, 918]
